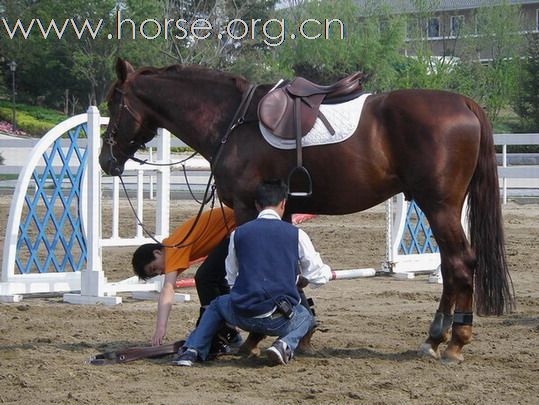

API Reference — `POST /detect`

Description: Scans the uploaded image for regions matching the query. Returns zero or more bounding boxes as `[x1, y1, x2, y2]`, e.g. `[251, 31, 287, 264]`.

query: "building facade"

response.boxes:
[356, 0, 539, 61]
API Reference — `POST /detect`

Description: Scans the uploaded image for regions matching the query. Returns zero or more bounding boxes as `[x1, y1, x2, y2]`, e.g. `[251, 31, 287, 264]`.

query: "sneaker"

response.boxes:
[172, 348, 198, 367]
[265, 340, 293, 366]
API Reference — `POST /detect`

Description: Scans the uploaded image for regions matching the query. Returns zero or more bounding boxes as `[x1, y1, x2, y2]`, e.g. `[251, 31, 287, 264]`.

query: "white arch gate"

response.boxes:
[1, 107, 444, 304]
[1, 107, 187, 304]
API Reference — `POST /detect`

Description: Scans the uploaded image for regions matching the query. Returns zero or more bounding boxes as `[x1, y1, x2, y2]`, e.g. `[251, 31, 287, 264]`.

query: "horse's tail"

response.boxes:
[466, 98, 515, 315]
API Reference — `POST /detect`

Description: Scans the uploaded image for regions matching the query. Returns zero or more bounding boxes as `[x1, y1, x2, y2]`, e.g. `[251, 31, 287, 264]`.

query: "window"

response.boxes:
[450, 15, 464, 37]
[427, 17, 440, 38]
[536, 8, 539, 31]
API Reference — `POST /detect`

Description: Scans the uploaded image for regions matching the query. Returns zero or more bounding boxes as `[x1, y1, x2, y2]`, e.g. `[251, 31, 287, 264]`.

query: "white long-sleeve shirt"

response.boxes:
[225, 208, 331, 288]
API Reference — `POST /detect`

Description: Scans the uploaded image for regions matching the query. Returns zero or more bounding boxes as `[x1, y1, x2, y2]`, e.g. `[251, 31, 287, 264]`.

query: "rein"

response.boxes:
[118, 172, 219, 249]
[129, 150, 199, 167]
[111, 83, 257, 249]
[211, 84, 257, 170]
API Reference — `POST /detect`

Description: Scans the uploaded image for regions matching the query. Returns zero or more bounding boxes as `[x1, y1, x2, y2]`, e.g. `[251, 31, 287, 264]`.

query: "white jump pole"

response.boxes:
[330, 268, 376, 280]
[172, 268, 376, 289]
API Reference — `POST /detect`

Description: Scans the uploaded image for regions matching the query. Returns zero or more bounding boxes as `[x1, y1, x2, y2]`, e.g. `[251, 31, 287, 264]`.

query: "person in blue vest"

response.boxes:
[173, 178, 332, 367]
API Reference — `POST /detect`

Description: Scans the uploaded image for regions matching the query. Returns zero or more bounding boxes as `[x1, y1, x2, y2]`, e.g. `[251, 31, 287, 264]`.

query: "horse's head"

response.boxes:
[99, 58, 157, 176]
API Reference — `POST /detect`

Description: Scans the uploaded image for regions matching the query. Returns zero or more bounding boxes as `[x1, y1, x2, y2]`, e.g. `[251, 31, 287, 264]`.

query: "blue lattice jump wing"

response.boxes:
[16, 124, 88, 274]
[399, 200, 439, 255]
[0, 116, 91, 286]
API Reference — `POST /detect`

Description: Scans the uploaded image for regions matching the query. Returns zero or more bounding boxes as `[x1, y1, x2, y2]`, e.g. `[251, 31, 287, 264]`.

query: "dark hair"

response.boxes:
[132, 243, 163, 280]
[255, 179, 288, 209]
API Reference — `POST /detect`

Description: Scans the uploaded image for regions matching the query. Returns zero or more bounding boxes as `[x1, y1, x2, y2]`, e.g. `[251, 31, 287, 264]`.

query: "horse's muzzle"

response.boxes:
[110, 165, 123, 176]
[99, 151, 124, 176]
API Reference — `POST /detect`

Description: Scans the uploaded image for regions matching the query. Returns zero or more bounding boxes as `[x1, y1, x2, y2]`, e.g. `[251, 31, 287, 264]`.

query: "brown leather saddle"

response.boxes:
[88, 340, 184, 365]
[258, 72, 364, 196]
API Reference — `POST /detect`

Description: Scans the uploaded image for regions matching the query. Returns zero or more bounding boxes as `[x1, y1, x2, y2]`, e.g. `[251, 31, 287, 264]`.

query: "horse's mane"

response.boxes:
[137, 64, 251, 92]
[106, 64, 250, 102]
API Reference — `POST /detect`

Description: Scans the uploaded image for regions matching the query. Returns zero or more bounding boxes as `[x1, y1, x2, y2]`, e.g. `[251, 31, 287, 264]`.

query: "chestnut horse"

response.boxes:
[99, 59, 514, 362]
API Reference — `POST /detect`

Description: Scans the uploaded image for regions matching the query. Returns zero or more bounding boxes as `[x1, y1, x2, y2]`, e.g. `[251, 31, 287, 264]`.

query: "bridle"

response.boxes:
[104, 83, 258, 169]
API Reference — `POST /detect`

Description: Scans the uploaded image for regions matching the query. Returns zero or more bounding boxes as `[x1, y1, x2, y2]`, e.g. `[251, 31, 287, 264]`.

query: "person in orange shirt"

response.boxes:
[131, 206, 240, 352]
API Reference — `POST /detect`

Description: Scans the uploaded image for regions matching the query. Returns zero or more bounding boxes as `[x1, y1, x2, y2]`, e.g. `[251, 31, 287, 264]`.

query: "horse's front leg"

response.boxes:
[296, 325, 317, 354]
[238, 333, 265, 357]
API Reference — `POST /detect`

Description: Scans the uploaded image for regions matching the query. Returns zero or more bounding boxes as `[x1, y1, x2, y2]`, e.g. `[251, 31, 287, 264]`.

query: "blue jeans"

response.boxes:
[184, 294, 315, 361]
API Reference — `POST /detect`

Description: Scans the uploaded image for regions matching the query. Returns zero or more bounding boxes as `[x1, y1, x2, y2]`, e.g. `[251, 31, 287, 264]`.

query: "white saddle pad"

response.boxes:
[259, 93, 371, 150]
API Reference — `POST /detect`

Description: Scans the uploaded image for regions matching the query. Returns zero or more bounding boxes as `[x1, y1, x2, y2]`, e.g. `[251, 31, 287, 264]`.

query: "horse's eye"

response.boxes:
[129, 140, 136, 145]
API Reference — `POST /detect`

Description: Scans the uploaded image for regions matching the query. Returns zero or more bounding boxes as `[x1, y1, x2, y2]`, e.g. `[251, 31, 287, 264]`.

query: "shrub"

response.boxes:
[0, 101, 66, 123]
[0, 100, 66, 136]
[0, 107, 56, 136]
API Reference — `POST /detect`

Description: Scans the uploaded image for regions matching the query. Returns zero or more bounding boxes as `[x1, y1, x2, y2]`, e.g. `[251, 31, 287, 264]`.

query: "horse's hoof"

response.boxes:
[238, 343, 260, 358]
[441, 349, 464, 364]
[296, 342, 315, 355]
[296, 326, 317, 355]
[418, 343, 440, 359]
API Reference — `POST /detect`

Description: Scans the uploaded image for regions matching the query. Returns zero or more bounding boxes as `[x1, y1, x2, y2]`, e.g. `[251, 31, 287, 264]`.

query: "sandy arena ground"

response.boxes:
[0, 197, 537, 405]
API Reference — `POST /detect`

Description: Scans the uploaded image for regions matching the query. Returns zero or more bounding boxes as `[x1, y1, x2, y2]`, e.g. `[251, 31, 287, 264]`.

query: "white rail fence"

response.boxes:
[495, 133, 539, 203]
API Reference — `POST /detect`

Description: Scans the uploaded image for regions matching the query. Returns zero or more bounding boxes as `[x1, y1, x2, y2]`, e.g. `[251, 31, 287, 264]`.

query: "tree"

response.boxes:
[0, 0, 168, 110]
[0, 0, 115, 109]
[452, 1, 524, 122]
[0, 0, 283, 108]
[268, 0, 406, 90]
[514, 33, 539, 131]
[160, 0, 278, 72]
[395, 0, 459, 90]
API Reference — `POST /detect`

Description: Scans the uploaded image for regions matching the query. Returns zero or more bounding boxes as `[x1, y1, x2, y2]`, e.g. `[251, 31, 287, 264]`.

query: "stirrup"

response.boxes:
[288, 166, 312, 197]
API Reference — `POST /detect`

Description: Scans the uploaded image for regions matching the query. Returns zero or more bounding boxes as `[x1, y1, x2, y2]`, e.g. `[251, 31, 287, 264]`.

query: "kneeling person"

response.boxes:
[175, 179, 331, 367]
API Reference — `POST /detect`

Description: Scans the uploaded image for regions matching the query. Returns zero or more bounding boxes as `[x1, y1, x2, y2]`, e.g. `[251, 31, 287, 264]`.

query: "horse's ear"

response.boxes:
[115, 58, 135, 83]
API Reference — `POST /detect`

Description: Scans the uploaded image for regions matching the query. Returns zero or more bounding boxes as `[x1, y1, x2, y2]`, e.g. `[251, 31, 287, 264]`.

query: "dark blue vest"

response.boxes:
[230, 217, 300, 317]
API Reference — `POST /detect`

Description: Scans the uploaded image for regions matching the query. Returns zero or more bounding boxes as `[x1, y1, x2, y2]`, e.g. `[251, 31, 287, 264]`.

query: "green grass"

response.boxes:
[0, 174, 18, 180]
[0, 100, 65, 122]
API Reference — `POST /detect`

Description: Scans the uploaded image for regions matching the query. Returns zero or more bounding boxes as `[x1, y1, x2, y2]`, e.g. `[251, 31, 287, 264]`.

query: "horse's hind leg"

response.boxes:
[419, 208, 476, 362]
